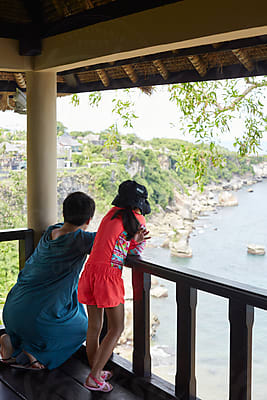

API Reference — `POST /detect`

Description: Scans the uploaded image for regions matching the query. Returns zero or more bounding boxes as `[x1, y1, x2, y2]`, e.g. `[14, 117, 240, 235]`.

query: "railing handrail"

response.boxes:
[0, 228, 33, 241]
[0, 228, 34, 270]
[126, 255, 267, 310]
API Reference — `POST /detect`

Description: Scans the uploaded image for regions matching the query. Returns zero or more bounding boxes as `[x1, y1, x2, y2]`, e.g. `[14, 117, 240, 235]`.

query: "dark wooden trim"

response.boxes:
[0, 229, 34, 242]
[57, 60, 267, 95]
[0, 82, 19, 92]
[229, 301, 254, 400]
[18, 230, 34, 270]
[41, 0, 183, 38]
[0, 229, 34, 270]
[132, 269, 151, 377]
[176, 284, 197, 399]
[126, 256, 267, 311]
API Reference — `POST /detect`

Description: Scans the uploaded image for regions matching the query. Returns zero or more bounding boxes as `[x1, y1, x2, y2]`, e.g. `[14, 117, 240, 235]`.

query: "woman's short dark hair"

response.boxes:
[63, 192, 95, 226]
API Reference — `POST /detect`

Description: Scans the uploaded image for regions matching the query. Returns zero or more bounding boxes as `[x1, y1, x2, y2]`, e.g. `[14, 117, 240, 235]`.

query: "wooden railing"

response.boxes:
[0, 228, 34, 270]
[126, 255, 267, 400]
[1, 229, 266, 399]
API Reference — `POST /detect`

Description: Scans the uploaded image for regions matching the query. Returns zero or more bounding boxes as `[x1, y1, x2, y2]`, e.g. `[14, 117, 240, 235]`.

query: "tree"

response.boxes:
[167, 77, 267, 187]
[72, 77, 267, 189]
[57, 121, 68, 136]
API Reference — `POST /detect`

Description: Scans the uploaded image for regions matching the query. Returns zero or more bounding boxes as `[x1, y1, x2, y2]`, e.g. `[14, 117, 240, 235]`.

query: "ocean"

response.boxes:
[143, 179, 267, 400]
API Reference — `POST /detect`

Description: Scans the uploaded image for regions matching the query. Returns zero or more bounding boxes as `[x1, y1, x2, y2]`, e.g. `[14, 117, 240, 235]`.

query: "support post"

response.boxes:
[132, 268, 151, 377]
[229, 300, 254, 400]
[26, 71, 57, 245]
[176, 283, 197, 399]
[19, 229, 34, 270]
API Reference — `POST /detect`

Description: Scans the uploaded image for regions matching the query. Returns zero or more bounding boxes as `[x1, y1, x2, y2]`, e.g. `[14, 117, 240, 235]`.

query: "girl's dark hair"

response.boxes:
[111, 207, 140, 240]
[63, 191, 95, 226]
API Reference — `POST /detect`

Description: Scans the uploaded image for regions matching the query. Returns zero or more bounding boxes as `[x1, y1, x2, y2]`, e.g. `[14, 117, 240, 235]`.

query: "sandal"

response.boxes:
[1, 360, 46, 371]
[84, 373, 113, 392]
[101, 370, 113, 381]
[0, 357, 17, 365]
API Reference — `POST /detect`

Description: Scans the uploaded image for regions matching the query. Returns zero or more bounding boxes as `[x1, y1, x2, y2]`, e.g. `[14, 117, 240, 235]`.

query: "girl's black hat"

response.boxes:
[112, 180, 151, 215]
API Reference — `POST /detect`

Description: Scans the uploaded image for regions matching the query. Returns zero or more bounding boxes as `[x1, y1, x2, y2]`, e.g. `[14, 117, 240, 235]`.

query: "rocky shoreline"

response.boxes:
[114, 163, 267, 359]
[146, 168, 266, 258]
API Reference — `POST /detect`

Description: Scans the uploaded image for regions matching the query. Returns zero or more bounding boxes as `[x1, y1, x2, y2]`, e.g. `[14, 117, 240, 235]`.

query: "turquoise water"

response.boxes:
[143, 179, 267, 400]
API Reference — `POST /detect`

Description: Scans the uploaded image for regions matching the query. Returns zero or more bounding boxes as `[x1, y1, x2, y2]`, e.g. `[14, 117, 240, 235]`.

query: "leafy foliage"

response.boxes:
[0, 171, 26, 321]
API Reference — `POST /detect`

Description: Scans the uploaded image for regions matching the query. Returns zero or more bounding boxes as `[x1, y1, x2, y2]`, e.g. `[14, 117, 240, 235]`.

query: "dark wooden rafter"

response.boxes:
[14, 73, 26, 89]
[187, 55, 207, 77]
[232, 48, 254, 72]
[19, 0, 43, 55]
[83, 0, 95, 9]
[152, 59, 169, 80]
[57, 60, 267, 94]
[96, 69, 110, 87]
[122, 64, 138, 83]
[59, 35, 267, 78]
[21, 0, 44, 25]
[42, 0, 182, 38]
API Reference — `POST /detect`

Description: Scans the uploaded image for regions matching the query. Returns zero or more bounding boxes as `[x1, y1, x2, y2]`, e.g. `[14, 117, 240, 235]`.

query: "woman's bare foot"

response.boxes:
[23, 350, 46, 369]
[0, 334, 15, 361]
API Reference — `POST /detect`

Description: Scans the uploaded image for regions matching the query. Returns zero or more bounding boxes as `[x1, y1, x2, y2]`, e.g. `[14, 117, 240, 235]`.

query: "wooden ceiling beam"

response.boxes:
[96, 69, 109, 87]
[153, 59, 169, 80]
[41, 0, 181, 38]
[57, 60, 267, 95]
[187, 55, 207, 77]
[122, 65, 138, 83]
[14, 73, 27, 89]
[232, 48, 254, 71]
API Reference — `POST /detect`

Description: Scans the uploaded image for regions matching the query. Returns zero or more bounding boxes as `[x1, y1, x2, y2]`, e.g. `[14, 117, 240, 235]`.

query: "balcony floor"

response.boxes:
[0, 351, 147, 400]
[0, 346, 178, 400]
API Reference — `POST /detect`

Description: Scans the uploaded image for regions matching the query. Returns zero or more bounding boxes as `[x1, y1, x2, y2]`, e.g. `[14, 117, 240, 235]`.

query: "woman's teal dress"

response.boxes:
[3, 224, 96, 369]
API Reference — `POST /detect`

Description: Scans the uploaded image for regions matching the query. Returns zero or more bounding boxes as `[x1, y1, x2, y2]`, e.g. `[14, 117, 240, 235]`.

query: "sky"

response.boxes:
[0, 84, 266, 151]
[0, 86, 184, 140]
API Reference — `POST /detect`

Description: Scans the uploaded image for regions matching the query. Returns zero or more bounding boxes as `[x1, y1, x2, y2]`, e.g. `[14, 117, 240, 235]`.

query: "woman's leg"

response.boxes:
[86, 303, 124, 386]
[86, 305, 104, 367]
[0, 334, 14, 360]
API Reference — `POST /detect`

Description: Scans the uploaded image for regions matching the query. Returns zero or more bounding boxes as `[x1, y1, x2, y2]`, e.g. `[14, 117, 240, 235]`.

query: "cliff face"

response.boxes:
[252, 161, 267, 178]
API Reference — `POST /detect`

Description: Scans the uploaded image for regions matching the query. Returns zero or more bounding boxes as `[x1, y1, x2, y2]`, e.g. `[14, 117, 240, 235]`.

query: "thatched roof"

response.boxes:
[0, 0, 266, 112]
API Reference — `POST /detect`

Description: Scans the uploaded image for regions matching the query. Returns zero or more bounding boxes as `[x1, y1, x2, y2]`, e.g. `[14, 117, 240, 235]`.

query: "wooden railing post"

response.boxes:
[176, 283, 197, 400]
[19, 229, 34, 270]
[132, 268, 151, 377]
[229, 300, 254, 400]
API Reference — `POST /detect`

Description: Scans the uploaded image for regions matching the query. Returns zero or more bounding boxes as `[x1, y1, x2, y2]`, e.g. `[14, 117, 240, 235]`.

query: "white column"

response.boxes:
[26, 71, 57, 243]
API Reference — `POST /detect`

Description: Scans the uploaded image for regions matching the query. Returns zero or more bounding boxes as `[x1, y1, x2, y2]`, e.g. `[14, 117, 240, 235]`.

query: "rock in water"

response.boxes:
[151, 286, 168, 298]
[247, 244, 265, 255]
[218, 191, 238, 207]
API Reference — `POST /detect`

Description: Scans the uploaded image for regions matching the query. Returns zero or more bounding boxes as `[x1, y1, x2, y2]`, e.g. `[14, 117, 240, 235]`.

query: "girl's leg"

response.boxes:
[86, 303, 124, 386]
[86, 305, 104, 367]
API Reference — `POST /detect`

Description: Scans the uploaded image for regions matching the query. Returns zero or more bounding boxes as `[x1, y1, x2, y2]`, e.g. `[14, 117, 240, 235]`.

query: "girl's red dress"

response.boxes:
[78, 207, 146, 308]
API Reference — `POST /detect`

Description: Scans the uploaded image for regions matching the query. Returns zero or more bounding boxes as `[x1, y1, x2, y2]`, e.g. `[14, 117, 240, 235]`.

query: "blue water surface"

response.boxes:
[143, 179, 267, 400]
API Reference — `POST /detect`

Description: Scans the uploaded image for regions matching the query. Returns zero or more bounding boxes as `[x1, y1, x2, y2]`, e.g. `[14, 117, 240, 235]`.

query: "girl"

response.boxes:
[78, 180, 151, 392]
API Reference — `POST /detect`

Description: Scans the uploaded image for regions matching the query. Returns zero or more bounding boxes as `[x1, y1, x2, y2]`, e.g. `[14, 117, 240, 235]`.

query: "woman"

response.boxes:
[0, 191, 96, 370]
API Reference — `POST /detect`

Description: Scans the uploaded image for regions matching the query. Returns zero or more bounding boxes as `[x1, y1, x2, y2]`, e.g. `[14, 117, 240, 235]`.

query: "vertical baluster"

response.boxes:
[176, 283, 197, 399]
[229, 300, 254, 400]
[132, 268, 151, 377]
[19, 229, 34, 270]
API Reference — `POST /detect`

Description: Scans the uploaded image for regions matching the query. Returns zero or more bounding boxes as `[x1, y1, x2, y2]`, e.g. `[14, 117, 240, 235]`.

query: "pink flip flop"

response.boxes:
[84, 373, 113, 392]
[101, 370, 113, 381]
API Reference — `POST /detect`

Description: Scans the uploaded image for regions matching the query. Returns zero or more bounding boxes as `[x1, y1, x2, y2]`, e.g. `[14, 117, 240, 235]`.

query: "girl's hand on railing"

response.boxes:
[133, 226, 151, 243]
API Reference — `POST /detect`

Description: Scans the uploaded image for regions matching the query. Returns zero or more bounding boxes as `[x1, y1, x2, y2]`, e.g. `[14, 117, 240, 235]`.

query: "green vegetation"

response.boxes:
[0, 171, 26, 321]
[0, 128, 264, 323]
